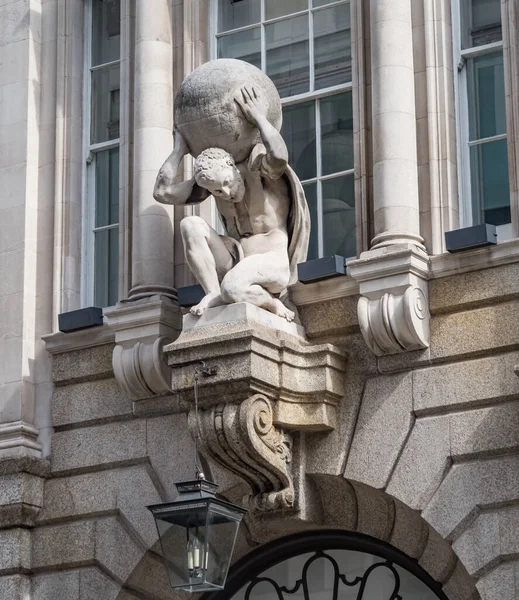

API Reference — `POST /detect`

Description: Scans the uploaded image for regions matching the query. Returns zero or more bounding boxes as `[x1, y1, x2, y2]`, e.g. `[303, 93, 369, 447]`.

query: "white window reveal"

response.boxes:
[84, 0, 121, 308]
[214, 0, 355, 260]
[454, 0, 511, 238]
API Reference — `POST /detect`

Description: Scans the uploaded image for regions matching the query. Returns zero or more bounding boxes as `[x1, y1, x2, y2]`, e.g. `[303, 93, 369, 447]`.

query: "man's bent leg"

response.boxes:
[220, 251, 294, 321]
[180, 216, 234, 315]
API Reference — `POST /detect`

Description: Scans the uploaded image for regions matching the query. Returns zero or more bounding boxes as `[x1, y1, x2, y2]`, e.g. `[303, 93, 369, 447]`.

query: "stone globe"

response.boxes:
[174, 59, 282, 163]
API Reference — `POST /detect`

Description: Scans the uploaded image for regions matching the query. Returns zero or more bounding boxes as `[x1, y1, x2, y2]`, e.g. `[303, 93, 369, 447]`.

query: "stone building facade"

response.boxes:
[1, 0, 519, 599]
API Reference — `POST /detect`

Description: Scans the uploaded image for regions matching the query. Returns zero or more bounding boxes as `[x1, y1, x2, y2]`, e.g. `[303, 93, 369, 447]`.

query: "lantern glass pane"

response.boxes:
[204, 505, 242, 588]
[154, 517, 193, 589]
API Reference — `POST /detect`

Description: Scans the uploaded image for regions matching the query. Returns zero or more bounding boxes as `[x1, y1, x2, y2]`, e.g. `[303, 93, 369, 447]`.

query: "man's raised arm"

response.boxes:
[235, 86, 288, 178]
[153, 129, 210, 205]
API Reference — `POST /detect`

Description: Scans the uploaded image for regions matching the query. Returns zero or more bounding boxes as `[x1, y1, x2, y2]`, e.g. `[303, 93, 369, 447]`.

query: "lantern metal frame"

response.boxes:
[147, 362, 247, 593]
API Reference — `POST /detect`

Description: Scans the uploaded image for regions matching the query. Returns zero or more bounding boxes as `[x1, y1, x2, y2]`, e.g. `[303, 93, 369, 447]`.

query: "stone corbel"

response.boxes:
[163, 303, 348, 511]
[104, 295, 182, 400]
[189, 394, 294, 511]
[348, 245, 431, 356]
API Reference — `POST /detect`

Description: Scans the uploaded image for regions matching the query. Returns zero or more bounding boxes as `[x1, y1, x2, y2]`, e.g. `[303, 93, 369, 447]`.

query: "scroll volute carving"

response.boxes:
[189, 395, 294, 512]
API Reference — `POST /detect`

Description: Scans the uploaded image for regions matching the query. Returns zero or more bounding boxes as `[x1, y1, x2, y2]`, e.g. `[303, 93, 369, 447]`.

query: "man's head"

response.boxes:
[194, 148, 245, 203]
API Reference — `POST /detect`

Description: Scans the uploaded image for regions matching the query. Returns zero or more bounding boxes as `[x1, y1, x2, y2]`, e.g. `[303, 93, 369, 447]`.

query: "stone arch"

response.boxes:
[117, 474, 480, 600]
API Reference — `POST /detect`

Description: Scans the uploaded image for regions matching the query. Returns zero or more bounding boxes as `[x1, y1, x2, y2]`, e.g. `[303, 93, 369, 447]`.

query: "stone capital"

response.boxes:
[105, 295, 182, 400]
[348, 245, 431, 356]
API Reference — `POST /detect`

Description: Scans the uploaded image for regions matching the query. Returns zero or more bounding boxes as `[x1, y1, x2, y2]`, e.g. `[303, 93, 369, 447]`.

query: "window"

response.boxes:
[454, 0, 511, 236]
[214, 0, 355, 259]
[84, 0, 121, 307]
[205, 531, 449, 600]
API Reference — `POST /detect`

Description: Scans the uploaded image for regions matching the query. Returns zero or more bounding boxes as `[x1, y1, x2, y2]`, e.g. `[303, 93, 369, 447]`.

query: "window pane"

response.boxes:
[266, 15, 310, 97]
[470, 138, 510, 226]
[322, 175, 355, 257]
[467, 52, 506, 141]
[92, 0, 120, 66]
[95, 148, 119, 228]
[91, 64, 120, 144]
[314, 3, 351, 89]
[312, 0, 341, 6]
[281, 101, 316, 181]
[303, 183, 319, 259]
[94, 227, 119, 308]
[218, 0, 260, 33]
[218, 28, 261, 69]
[321, 92, 353, 175]
[265, 0, 307, 21]
[461, 0, 502, 48]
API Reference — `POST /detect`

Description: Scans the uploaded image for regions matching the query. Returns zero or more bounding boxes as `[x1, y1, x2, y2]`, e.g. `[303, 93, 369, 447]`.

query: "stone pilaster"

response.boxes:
[370, 0, 424, 249]
[128, 0, 176, 300]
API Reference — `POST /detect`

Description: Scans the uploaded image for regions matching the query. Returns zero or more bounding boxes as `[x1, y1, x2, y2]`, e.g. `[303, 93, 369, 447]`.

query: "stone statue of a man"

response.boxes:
[154, 64, 309, 322]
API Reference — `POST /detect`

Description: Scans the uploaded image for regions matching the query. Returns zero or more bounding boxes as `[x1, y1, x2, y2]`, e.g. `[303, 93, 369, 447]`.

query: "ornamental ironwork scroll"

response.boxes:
[242, 550, 403, 600]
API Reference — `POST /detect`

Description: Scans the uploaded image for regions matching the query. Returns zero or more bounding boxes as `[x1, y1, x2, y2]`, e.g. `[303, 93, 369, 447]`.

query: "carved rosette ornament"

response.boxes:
[190, 395, 294, 511]
[349, 245, 431, 357]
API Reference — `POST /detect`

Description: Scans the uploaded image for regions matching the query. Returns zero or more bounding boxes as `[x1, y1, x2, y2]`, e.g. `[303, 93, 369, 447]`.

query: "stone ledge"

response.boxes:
[164, 304, 347, 431]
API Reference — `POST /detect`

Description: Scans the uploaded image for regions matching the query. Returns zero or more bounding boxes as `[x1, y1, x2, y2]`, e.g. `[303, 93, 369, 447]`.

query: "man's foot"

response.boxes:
[269, 299, 295, 322]
[190, 292, 222, 316]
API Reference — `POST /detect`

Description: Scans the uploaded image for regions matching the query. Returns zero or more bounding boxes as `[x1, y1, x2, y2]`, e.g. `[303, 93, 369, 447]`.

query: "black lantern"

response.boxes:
[148, 479, 246, 592]
[147, 362, 246, 592]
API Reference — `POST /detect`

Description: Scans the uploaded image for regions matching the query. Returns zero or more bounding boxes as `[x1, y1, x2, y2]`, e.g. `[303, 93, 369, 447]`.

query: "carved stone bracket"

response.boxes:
[163, 302, 348, 510]
[105, 295, 182, 400]
[190, 394, 294, 511]
[349, 245, 431, 356]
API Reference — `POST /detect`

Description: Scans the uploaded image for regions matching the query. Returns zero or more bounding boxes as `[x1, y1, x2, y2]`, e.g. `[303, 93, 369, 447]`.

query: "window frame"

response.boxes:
[211, 0, 362, 260]
[81, 0, 122, 308]
[452, 0, 513, 239]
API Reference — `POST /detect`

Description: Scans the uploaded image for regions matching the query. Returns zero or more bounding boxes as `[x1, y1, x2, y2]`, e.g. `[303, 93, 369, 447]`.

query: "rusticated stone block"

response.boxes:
[351, 481, 394, 542]
[450, 401, 519, 460]
[430, 263, 519, 315]
[423, 454, 519, 540]
[386, 416, 450, 510]
[95, 517, 144, 583]
[443, 560, 477, 600]
[51, 420, 147, 474]
[453, 512, 500, 577]
[53, 378, 133, 427]
[413, 352, 519, 416]
[428, 301, 519, 361]
[345, 372, 413, 489]
[0, 528, 31, 572]
[32, 522, 95, 570]
[298, 296, 359, 339]
[52, 343, 115, 385]
[311, 474, 357, 530]
[37, 465, 162, 549]
[418, 525, 457, 585]
[0, 575, 30, 599]
[32, 572, 80, 599]
[476, 563, 516, 600]
[389, 499, 428, 559]
[126, 550, 180, 600]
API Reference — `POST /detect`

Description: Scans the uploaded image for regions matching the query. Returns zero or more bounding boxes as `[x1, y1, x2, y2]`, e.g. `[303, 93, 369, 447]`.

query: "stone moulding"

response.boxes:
[349, 245, 431, 357]
[163, 303, 348, 511]
[105, 295, 182, 400]
[0, 421, 42, 459]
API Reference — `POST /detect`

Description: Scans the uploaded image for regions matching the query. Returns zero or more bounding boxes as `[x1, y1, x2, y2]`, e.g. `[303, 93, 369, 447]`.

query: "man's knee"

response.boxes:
[180, 216, 207, 242]
[220, 275, 246, 304]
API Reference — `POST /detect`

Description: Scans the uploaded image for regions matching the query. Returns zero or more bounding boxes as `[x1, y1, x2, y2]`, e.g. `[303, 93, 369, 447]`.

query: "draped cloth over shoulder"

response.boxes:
[248, 144, 311, 288]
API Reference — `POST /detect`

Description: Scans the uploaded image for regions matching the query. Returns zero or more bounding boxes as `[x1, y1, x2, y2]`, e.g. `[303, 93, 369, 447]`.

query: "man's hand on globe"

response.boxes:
[235, 86, 269, 127]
